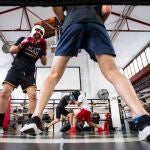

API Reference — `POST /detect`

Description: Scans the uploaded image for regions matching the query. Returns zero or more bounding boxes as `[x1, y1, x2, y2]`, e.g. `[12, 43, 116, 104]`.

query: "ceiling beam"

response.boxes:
[0, 6, 22, 15]
[110, 5, 135, 42]
[26, 8, 55, 30]
[111, 12, 150, 27]
[24, 7, 32, 30]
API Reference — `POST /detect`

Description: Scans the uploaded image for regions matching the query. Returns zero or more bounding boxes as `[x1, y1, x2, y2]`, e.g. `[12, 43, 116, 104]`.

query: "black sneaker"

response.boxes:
[135, 115, 150, 141]
[44, 126, 49, 132]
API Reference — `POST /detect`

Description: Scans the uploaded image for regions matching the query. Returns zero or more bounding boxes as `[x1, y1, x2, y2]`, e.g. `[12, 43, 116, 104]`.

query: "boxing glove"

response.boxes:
[19, 37, 35, 49]
[37, 38, 47, 56]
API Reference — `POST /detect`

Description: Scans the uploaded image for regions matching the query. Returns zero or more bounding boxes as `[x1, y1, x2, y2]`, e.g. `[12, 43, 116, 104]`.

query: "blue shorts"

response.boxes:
[55, 23, 116, 61]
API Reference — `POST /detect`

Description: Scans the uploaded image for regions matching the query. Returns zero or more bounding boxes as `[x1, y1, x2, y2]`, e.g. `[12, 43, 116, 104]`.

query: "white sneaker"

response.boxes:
[0, 127, 4, 134]
[139, 126, 150, 141]
[20, 123, 42, 136]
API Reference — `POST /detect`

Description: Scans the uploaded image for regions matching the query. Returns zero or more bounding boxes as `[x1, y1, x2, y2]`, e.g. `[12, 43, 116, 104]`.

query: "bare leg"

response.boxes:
[47, 118, 60, 127]
[67, 113, 74, 127]
[67, 115, 80, 132]
[95, 54, 148, 118]
[72, 115, 78, 127]
[33, 56, 71, 118]
[0, 83, 13, 113]
[26, 87, 37, 114]
[89, 122, 100, 128]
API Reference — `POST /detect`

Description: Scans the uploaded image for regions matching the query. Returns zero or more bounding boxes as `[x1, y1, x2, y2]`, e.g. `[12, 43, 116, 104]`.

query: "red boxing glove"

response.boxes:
[20, 37, 35, 49]
[37, 38, 47, 56]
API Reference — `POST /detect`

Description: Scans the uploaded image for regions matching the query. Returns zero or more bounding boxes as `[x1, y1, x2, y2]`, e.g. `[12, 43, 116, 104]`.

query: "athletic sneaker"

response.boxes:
[96, 127, 103, 132]
[134, 115, 150, 141]
[20, 116, 42, 136]
[0, 126, 4, 134]
[67, 127, 76, 133]
[20, 123, 42, 136]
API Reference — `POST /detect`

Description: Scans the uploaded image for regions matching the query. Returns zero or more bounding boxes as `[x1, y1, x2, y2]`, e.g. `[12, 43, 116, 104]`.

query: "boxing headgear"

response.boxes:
[71, 90, 81, 100]
[69, 95, 76, 101]
[30, 25, 45, 38]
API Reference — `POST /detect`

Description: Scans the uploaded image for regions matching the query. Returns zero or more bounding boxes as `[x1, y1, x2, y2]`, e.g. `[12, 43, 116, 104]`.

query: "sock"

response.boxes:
[0, 114, 5, 127]
[28, 114, 32, 119]
[30, 116, 41, 127]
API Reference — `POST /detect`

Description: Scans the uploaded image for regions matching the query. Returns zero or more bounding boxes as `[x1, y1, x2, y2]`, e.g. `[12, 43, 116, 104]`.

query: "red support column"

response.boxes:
[3, 96, 11, 130]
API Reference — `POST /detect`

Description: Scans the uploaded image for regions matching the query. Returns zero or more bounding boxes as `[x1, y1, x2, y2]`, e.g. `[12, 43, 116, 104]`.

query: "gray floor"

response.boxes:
[0, 130, 150, 150]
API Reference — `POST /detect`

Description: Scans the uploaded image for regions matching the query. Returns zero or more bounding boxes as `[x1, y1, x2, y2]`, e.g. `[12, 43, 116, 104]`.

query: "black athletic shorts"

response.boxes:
[3, 68, 36, 93]
[56, 106, 69, 119]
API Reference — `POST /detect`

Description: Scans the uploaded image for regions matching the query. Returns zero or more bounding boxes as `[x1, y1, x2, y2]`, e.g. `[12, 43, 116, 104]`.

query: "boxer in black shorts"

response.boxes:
[0, 25, 47, 133]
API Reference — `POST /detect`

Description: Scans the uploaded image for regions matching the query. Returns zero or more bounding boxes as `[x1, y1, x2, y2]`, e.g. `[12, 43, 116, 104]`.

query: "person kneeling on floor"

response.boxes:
[67, 92, 103, 133]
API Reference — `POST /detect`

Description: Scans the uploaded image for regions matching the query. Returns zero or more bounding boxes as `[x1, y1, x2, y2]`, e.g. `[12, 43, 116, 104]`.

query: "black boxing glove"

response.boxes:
[37, 38, 47, 56]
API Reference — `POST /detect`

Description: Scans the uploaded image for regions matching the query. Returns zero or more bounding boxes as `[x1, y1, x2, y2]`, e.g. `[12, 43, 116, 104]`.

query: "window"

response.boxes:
[137, 56, 144, 70]
[145, 47, 150, 63]
[141, 51, 148, 67]
[123, 43, 149, 78]
[133, 59, 139, 73]
[130, 63, 135, 76]
[127, 66, 132, 78]
[124, 68, 129, 78]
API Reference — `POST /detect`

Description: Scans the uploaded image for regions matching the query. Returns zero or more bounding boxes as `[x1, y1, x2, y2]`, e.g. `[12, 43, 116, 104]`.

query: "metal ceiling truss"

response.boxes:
[0, 5, 150, 45]
[0, 0, 150, 6]
[0, 6, 150, 34]
[110, 5, 135, 42]
[0, 7, 56, 44]
[0, 6, 55, 32]
[111, 12, 150, 27]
